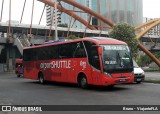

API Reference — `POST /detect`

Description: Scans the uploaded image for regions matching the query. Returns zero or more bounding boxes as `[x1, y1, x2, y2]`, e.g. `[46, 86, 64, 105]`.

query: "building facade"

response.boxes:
[60, 0, 91, 29]
[46, 0, 90, 28]
[46, 0, 143, 29]
[46, 3, 61, 26]
[91, 0, 143, 28]
[141, 17, 160, 51]
[143, 17, 160, 37]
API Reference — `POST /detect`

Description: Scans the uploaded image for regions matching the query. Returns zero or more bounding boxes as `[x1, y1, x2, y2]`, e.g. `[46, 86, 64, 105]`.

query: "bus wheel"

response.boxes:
[136, 81, 142, 84]
[38, 73, 45, 84]
[107, 85, 114, 89]
[78, 75, 88, 89]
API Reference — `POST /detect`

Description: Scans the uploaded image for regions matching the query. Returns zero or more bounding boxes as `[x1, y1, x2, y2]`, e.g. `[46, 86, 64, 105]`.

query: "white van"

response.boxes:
[133, 60, 145, 83]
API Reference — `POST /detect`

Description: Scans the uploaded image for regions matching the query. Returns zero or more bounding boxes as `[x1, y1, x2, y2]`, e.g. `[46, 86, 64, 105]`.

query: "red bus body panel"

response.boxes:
[23, 37, 134, 86]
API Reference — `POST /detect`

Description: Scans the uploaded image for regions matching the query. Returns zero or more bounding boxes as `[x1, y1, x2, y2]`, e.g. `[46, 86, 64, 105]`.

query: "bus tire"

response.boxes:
[78, 74, 88, 89]
[38, 73, 45, 84]
[107, 85, 114, 89]
[136, 81, 142, 84]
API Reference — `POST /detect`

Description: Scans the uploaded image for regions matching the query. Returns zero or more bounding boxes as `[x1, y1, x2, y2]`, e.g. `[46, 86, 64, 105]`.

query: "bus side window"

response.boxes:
[59, 43, 77, 58]
[49, 45, 60, 59]
[59, 44, 69, 58]
[74, 42, 86, 58]
[83, 41, 100, 70]
[23, 49, 33, 61]
[37, 47, 48, 60]
[90, 47, 100, 70]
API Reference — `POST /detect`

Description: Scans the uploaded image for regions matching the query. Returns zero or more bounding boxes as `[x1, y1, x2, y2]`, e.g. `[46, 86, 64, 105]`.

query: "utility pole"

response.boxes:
[55, 0, 58, 40]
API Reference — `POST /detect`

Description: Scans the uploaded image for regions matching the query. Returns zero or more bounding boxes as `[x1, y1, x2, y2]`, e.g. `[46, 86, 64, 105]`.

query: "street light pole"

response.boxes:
[55, 0, 58, 40]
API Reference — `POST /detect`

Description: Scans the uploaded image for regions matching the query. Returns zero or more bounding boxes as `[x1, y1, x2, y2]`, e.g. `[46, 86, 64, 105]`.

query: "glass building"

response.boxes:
[60, 0, 89, 29]
[46, 0, 143, 29]
[91, 0, 143, 27]
[46, 0, 89, 28]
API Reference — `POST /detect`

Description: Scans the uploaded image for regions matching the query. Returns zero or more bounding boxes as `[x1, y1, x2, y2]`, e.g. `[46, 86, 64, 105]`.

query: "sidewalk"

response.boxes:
[144, 72, 160, 84]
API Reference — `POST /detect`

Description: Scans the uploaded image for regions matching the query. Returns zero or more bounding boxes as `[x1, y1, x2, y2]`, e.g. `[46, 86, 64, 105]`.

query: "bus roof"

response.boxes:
[24, 37, 127, 50]
[86, 37, 126, 45]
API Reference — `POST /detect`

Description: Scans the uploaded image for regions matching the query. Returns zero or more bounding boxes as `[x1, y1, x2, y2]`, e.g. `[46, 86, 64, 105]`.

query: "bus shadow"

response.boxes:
[88, 85, 130, 92]
[26, 81, 79, 88]
[26, 81, 130, 92]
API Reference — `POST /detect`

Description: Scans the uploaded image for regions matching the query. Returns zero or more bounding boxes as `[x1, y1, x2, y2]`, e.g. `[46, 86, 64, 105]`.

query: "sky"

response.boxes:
[0, 0, 46, 25]
[0, 0, 160, 25]
[143, 0, 160, 18]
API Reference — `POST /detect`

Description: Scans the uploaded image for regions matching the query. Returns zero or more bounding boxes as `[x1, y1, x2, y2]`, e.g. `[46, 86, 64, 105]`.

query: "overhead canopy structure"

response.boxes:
[0, 0, 159, 66]
[39, 0, 160, 67]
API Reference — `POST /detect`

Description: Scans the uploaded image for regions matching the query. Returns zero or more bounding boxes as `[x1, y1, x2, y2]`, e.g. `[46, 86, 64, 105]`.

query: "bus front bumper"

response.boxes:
[102, 76, 134, 86]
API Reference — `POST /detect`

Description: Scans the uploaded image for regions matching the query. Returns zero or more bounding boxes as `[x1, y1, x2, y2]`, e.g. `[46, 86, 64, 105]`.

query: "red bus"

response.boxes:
[15, 59, 23, 77]
[23, 37, 134, 88]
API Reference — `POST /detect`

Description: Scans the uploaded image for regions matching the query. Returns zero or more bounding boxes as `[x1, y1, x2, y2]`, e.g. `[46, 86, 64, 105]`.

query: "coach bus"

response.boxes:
[23, 37, 134, 88]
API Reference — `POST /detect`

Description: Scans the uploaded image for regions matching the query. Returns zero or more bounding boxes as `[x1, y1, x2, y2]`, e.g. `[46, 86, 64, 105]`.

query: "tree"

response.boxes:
[58, 23, 68, 28]
[67, 35, 77, 40]
[109, 23, 139, 59]
[137, 51, 160, 67]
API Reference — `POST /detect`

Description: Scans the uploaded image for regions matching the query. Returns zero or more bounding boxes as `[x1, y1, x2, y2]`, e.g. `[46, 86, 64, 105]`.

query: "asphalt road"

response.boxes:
[0, 72, 160, 106]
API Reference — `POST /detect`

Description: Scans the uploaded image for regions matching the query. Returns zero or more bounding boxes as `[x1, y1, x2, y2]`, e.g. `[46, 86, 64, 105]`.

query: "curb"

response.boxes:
[144, 80, 160, 84]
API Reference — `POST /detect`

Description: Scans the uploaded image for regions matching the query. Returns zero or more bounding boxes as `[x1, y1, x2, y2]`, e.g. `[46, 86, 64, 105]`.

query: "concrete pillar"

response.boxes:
[0, 45, 4, 72]
[6, 47, 10, 71]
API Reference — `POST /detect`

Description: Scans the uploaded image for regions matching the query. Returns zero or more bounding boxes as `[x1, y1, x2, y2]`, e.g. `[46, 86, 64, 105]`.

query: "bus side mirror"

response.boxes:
[98, 47, 102, 55]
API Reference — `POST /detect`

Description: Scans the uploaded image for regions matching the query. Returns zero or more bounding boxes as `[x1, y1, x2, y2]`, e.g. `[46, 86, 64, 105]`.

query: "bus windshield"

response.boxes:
[102, 45, 133, 73]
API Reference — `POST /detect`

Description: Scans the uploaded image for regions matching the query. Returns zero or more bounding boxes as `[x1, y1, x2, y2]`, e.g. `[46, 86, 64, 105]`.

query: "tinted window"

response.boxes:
[23, 41, 86, 61]
[49, 45, 59, 59]
[36, 46, 60, 60]
[37, 47, 49, 60]
[83, 41, 100, 70]
[102, 45, 133, 73]
[74, 42, 86, 58]
[23, 49, 35, 61]
[59, 42, 77, 58]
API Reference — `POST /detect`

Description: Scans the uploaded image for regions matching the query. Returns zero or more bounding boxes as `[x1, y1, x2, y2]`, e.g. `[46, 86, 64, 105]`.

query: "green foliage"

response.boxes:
[137, 55, 152, 67]
[137, 52, 160, 67]
[154, 52, 160, 58]
[109, 23, 139, 59]
[58, 23, 68, 28]
[67, 35, 77, 40]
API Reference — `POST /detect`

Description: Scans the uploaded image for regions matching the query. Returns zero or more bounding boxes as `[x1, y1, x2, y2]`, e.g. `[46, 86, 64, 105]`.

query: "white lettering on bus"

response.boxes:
[105, 61, 117, 65]
[80, 61, 86, 69]
[40, 60, 71, 69]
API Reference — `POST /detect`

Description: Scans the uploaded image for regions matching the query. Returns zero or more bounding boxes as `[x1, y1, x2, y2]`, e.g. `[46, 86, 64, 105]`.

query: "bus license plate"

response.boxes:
[137, 79, 141, 81]
[119, 79, 126, 82]
[116, 79, 127, 83]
